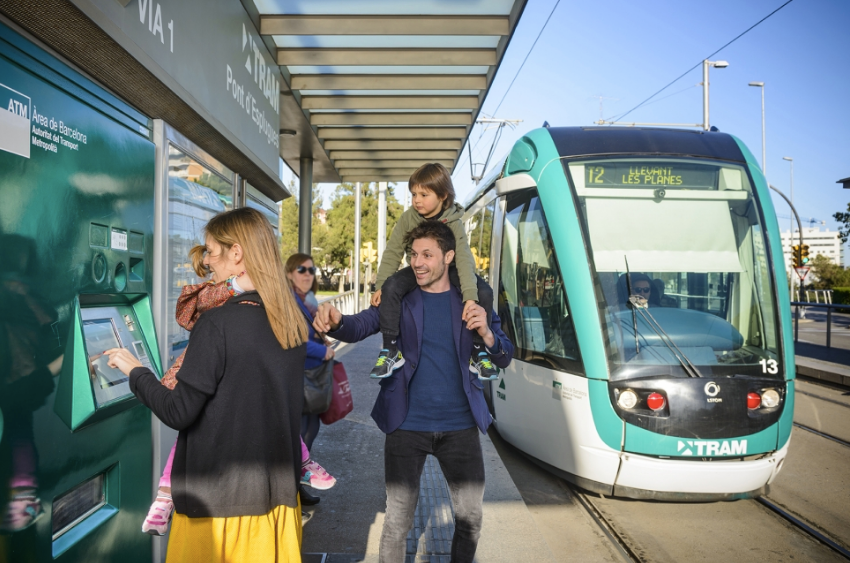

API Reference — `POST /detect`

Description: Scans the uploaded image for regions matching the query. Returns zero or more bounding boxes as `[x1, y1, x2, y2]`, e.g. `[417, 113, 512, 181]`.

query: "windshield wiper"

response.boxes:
[623, 257, 703, 378]
[628, 296, 704, 378]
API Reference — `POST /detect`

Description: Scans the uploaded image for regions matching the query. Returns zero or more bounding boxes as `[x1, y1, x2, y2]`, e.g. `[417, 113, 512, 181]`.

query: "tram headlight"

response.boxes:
[761, 389, 781, 408]
[617, 389, 638, 410]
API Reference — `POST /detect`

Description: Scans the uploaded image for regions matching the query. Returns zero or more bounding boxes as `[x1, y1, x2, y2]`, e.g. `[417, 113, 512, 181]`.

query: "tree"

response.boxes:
[807, 254, 850, 290]
[835, 203, 850, 244]
[278, 180, 330, 280]
[278, 179, 300, 260]
[324, 182, 404, 277]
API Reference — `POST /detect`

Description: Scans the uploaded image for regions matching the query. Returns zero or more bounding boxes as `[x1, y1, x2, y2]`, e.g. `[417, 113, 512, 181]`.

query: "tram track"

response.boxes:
[564, 472, 850, 563]
[756, 497, 850, 560]
[793, 422, 850, 448]
[568, 486, 642, 563]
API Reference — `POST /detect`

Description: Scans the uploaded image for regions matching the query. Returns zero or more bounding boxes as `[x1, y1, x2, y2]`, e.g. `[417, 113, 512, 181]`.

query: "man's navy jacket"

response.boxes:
[329, 284, 514, 435]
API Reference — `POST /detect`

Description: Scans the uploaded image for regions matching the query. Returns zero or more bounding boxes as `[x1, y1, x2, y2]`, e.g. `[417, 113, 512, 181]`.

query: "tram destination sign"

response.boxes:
[585, 162, 719, 189]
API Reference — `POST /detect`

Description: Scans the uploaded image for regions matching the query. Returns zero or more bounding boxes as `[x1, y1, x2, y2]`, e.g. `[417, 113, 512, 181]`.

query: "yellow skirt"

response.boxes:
[166, 503, 302, 563]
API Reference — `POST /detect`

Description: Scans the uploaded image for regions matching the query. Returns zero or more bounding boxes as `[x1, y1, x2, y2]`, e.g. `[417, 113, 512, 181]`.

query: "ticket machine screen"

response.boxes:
[83, 319, 129, 391]
[80, 305, 152, 407]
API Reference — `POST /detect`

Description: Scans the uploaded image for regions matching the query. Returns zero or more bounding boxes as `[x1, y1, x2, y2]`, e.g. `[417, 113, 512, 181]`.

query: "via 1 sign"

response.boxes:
[71, 0, 282, 175]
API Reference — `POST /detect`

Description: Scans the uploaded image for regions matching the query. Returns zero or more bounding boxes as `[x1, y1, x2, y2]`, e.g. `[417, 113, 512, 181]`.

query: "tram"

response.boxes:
[463, 127, 794, 500]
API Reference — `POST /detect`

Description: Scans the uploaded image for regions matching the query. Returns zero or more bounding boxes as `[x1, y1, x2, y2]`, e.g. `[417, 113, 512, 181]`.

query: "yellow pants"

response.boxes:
[166, 503, 302, 563]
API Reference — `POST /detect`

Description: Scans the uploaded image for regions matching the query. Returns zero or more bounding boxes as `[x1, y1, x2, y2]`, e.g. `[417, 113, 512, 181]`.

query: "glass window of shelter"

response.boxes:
[567, 158, 781, 380]
[166, 145, 234, 367]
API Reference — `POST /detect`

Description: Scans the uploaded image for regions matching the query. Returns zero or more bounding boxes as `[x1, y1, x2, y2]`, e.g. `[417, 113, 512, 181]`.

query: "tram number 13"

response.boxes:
[759, 359, 779, 375]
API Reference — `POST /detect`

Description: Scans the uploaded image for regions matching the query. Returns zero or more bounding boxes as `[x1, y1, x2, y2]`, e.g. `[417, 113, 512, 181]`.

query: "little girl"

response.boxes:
[142, 247, 335, 536]
[369, 162, 498, 380]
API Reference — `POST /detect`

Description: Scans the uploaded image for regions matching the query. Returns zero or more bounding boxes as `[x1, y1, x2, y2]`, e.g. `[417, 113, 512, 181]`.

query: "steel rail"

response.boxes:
[795, 388, 850, 410]
[566, 486, 642, 562]
[756, 497, 850, 560]
[793, 423, 850, 449]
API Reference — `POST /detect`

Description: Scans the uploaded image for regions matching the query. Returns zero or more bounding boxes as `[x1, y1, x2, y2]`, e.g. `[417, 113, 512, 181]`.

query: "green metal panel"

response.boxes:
[0, 22, 156, 562]
[504, 129, 623, 450]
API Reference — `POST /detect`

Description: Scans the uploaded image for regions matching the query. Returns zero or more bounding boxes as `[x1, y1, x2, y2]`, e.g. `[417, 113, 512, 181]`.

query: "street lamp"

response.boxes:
[783, 156, 794, 297]
[703, 60, 729, 131]
[749, 82, 765, 177]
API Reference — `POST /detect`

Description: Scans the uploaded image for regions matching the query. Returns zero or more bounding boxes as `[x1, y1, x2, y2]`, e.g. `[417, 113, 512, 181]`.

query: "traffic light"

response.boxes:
[791, 245, 800, 268]
[361, 241, 377, 264]
[800, 244, 810, 265]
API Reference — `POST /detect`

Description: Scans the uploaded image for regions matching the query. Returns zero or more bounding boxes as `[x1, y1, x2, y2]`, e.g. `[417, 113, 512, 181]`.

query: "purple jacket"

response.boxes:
[329, 285, 513, 434]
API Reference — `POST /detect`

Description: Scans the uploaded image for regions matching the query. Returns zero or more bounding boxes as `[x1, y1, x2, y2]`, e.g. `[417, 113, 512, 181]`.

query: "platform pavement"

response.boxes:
[300, 333, 564, 563]
[795, 340, 850, 388]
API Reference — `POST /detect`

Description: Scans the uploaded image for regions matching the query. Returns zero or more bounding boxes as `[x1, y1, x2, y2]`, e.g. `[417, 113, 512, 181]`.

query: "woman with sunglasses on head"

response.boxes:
[285, 253, 338, 505]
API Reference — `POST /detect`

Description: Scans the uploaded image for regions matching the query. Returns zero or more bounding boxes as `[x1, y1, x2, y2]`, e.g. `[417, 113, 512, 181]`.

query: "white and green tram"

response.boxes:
[464, 127, 793, 500]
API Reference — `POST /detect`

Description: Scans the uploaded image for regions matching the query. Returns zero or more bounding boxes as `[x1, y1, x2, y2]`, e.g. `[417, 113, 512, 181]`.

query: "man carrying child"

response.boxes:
[313, 220, 514, 562]
[369, 163, 499, 381]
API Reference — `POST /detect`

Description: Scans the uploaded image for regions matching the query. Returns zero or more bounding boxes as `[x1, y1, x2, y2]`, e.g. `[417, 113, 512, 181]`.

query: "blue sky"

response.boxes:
[293, 0, 850, 256]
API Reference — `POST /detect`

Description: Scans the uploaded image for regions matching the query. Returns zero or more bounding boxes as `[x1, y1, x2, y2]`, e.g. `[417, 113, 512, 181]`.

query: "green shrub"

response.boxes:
[833, 288, 850, 305]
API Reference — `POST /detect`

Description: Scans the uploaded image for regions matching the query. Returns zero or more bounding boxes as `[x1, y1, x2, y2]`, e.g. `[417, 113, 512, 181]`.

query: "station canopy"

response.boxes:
[255, 0, 528, 183]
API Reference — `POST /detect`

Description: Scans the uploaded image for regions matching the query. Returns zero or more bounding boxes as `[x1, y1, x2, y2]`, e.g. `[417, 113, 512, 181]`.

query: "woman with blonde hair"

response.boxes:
[106, 207, 307, 562]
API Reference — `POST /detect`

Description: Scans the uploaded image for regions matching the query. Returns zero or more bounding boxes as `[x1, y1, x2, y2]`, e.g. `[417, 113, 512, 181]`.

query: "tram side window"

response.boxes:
[468, 200, 496, 282]
[498, 191, 582, 372]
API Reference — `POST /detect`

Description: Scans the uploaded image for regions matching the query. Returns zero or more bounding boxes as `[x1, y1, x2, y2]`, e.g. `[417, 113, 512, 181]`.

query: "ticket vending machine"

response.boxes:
[0, 23, 158, 562]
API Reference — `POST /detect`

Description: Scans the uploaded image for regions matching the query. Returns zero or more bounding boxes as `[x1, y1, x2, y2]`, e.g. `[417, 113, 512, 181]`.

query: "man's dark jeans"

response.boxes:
[380, 426, 485, 563]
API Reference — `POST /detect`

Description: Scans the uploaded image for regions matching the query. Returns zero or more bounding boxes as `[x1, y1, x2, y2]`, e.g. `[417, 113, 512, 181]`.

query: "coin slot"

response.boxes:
[114, 262, 127, 291]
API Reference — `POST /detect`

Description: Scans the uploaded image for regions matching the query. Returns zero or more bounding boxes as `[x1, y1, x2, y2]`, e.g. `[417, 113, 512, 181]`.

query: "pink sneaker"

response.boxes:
[301, 459, 336, 490]
[0, 490, 43, 532]
[142, 496, 173, 536]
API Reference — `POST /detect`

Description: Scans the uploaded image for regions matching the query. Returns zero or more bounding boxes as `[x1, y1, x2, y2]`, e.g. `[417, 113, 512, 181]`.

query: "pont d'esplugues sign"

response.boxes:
[71, 0, 282, 173]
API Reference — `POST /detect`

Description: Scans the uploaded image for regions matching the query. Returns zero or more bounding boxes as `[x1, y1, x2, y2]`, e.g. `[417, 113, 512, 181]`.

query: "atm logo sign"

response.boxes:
[677, 439, 746, 456]
[0, 82, 31, 158]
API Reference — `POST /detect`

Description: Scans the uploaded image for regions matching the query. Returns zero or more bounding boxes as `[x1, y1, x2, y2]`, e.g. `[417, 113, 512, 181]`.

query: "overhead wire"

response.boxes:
[454, 0, 562, 178]
[605, 0, 796, 123]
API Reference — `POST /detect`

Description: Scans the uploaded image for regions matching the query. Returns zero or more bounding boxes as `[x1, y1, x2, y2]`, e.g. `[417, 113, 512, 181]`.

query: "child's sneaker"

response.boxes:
[301, 459, 337, 490]
[141, 495, 173, 536]
[469, 350, 499, 380]
[370, 347, 404, 379]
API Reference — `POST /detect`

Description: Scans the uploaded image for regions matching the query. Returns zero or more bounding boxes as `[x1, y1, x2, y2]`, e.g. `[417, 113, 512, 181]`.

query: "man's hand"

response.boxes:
[104, 348, 143, 376]
[370, 289, 382, 307]
[313, 303, 342, 333]
[464, 303, 495, 348]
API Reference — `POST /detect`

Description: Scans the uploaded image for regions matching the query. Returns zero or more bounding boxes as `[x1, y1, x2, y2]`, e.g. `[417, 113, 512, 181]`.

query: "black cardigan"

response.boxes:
[130, 292, 306, 518]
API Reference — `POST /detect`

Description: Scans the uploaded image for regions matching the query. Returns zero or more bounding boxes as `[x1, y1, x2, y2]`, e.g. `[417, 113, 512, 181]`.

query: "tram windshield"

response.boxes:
[567, 158, 782, 380]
